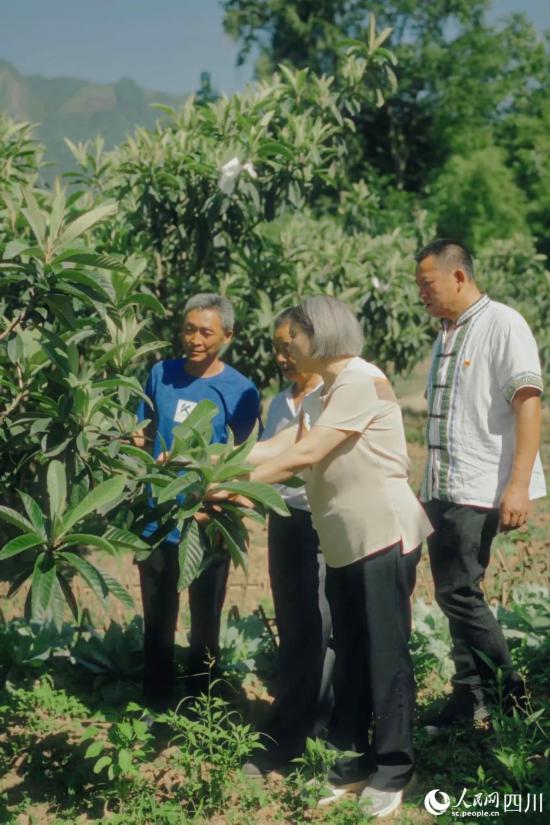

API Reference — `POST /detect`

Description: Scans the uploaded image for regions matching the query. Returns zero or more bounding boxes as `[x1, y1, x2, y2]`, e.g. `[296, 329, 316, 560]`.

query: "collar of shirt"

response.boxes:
[285, 381, 323, 416]
[441, 293, 491, 331]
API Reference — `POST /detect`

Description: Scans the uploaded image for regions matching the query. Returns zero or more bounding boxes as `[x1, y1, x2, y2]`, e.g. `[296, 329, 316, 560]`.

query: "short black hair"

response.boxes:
[273, 308, 295, 329]
[415, 238, 475, 280]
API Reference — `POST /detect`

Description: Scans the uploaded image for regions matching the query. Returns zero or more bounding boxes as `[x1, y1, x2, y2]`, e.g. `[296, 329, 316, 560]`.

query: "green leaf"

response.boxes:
[103, 526, 150, 551]
[48, 187, 66, 241]
[63, 533, 117, 554]
[118, 444, 155, 465]
[171, 399, 219, 444]
[93, 755, 112, 774]
[0, 533, 43, 560]
[57, 572, 79, 621]
[209, 514, 248, 574]
[96, 568, 134, 609]
[122, 292, 166, 315]
[283, 475, 305, 489]
[158, 470, 202, 504]
[49, 574, 67, 632]
[57, 201, 117, 247]
[177, 519, 205, 590]
[0, 506, 38, 535]
[223, 428, 258, 466]
[81, 726, 101, 742]
[127, 341, 170, 363]
[118, 749, 133, 772]
[47, 460, 67, 521]
[61, 475, 126, 533]
[54, 269, 113, 303]
[209, 481, 289, 516]
[85, 740, 104, 759]
[18, 491, 48, 540]
[58, 552, 109, 602]
[52, 249, 126, 270]
[22, 189, 46, 247]
[30, 553, 57, 620]
[209, 462, 251, 483]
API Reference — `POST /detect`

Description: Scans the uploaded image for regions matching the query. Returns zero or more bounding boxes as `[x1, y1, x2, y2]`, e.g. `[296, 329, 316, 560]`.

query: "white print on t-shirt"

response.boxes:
[174, 399, 198, 422]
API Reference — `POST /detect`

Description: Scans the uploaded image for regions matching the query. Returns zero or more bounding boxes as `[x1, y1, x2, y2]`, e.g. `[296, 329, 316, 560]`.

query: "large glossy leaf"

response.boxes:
[22, 189, 46, 247]
[63, 533, 117, 554]
[171, 400, 219, 443]
[47, 460, 67, 521]
[223, 429, 258, 466]
[59, 551, 109, 602]
[30, 553, 57, 621]
[0, 533, 44, 560]
[209, 462, 250, 483]
[209, 514, 248, 574]
[61, 475, 126, 533]
[157, 470, 202, 504]
[117, 444, 155, 465]
[122, 292, 165, 315]
[57, 571, 79, 621]
[54, 269, 113, 303]
[57, 201, 117, 247]
[0, 506, 39, 536]
[18, 491, 48, 540]
[209, 480, 289, 516]
[177, 519, 205, 590]
[103, 526, 150, 552]
[96, 568, 134, 609]
[48, 574, 67, 632]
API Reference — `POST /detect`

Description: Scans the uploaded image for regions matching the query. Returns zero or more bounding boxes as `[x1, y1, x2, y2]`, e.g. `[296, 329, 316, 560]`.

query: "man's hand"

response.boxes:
[499, 482, 530, 531]
[156, 451, 169, 465]
[499, 386, 541, 531]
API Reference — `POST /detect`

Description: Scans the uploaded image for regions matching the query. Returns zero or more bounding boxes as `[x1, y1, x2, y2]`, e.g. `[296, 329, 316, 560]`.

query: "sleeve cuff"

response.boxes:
[503, 372, 544, 403]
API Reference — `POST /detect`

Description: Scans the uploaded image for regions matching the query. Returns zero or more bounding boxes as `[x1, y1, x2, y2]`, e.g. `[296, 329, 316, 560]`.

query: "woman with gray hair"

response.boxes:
[245, 295, 432, 818]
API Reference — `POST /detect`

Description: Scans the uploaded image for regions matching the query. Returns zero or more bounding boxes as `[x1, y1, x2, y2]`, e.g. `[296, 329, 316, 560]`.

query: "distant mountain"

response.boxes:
[0, 59, 186, 179]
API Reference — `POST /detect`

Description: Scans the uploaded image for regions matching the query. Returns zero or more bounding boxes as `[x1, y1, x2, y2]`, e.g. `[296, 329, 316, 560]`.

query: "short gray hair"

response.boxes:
[289, 296, 364, 358]
[183, 293, 235, 332]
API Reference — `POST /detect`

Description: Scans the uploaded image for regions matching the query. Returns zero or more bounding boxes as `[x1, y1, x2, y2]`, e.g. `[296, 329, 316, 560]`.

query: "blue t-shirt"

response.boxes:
[137, 358, 260, 543]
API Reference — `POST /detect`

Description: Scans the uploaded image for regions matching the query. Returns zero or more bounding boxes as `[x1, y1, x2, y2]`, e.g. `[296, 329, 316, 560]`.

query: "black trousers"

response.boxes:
[138, 541, 230, 704]
[425, 499, 514, 698]
[326, 543, 420, 792]
[266, 508, 335, 756]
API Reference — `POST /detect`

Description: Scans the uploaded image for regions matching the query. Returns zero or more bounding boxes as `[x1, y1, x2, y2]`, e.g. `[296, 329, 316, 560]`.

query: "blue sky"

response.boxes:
[1, 0, 549, 96]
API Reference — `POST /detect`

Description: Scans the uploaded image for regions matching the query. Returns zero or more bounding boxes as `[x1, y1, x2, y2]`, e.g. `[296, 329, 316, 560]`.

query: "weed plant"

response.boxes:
[156, 675, 264, 817]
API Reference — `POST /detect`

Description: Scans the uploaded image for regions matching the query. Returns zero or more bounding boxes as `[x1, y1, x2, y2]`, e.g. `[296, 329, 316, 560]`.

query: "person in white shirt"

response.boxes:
[415, 238, 546, 732]
[239, 297, 431, 818]
[245, 310, 334, 775]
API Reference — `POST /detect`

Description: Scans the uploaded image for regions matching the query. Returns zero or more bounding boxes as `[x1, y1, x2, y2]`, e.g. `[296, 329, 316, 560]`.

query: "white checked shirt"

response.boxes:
[420, 295, 546, 507]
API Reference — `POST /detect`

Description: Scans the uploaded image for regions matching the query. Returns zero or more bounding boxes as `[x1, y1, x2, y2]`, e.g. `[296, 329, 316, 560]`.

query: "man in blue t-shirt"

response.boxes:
[135, 293, 260, 708]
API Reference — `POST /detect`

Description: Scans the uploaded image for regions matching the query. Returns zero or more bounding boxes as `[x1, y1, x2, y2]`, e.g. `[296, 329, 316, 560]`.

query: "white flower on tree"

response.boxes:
[218, 157, 257, 195]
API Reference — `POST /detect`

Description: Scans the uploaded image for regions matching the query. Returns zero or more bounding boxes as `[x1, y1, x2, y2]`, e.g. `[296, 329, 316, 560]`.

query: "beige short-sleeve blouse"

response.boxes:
[302, 358, 432, 568]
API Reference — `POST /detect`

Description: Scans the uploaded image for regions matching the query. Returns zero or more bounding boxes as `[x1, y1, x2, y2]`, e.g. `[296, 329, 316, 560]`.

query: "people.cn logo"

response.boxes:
[424, 789, 451, 816]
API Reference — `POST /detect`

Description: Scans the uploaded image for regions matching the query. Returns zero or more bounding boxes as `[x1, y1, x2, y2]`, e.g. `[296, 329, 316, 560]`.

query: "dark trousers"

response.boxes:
[326, 543, 420, 792]
[425, 499, 514, 699]
[266, 508, 335, 755]
[138, 541, 230, 704]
